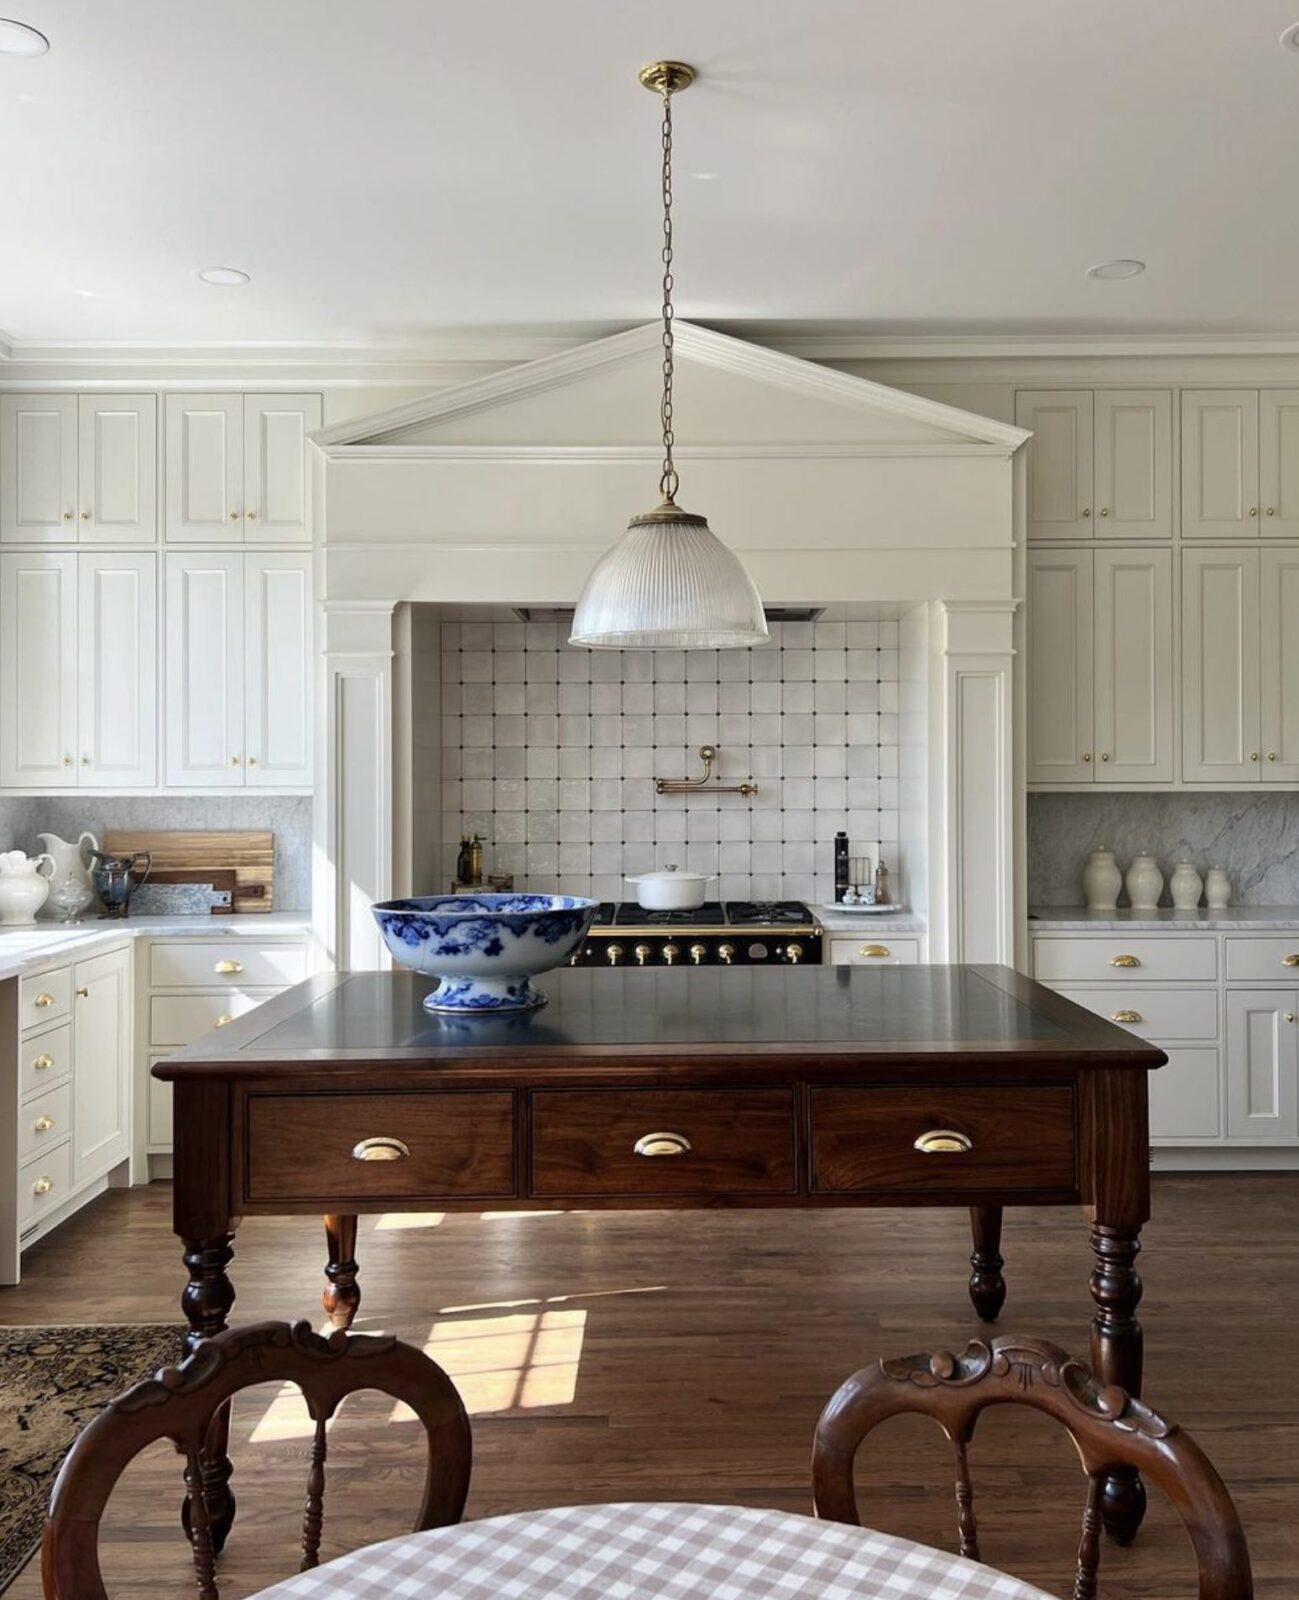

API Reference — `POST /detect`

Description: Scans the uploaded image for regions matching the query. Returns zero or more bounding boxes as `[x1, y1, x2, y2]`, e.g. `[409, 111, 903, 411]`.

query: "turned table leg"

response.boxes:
[967, 1205, 1006, 1322]
[323, 1214, 361, 1329]
[180, 1234, 237, 1555]
[1089, 1221, 1146, 1544]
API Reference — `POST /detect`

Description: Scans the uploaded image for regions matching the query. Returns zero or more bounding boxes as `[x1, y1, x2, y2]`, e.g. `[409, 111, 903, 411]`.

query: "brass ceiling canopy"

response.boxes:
[637, 60, 696, 95]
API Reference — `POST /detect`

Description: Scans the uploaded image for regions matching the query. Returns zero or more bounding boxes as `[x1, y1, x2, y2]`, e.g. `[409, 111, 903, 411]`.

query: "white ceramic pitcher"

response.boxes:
[39, 830, 99, 920]
[0, 850, 55, 926]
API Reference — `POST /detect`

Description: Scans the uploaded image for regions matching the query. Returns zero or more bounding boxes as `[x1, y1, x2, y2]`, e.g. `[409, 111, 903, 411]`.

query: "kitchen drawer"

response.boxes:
[150, 940, 310, 990]
[19, 1140, 73, 1230]
[19, 966, 72, 1032]
[150, 989, 279, 1047]
[1052, 985, 1218, 1042]
[244, 1092, 516, 1203]
[19, 1081, 72, 1163]
[1224, 936, 1299, 983]
[1033, 936, 1216, 984]
[531, 1088, 797, 1198]
[1149, 1048, 1220, 1141]
[828, 937, 921, 966]
[810, 1086, 1077, 1195]
[20, 1020, 71, 1098]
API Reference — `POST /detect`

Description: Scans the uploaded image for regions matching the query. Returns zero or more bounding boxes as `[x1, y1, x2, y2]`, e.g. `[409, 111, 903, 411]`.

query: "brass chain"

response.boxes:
[658, 85, 678, 504]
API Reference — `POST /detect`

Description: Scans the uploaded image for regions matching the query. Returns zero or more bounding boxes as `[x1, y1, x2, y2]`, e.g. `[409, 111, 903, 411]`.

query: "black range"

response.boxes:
[573, 901, 821, 967]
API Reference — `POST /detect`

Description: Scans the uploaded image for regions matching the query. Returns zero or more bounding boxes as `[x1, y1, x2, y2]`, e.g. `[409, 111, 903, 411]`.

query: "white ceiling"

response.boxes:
[5, 0, 1299, 346]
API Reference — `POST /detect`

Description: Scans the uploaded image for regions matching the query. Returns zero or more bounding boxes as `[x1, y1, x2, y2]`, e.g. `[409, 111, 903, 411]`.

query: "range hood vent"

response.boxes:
[512, 605, 824, 626]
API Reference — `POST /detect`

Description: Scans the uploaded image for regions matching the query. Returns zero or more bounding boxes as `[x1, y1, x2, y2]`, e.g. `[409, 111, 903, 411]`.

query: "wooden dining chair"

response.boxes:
[41, 1319, 472, 1600]
[813, 1334, 1251, 1600]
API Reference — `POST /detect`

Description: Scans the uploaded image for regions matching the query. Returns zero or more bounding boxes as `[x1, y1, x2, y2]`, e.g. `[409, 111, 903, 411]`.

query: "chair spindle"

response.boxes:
[300, 1416, 329, 1570]
[1072, 1474, 1103, 1600]
[184, 1447, 220, 1600]
[952, 1439, 980, 1561]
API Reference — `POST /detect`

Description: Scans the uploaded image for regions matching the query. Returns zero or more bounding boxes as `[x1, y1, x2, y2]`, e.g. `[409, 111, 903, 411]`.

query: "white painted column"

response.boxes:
[314, 601, 396, 972]
[928, 600, 1019, 966]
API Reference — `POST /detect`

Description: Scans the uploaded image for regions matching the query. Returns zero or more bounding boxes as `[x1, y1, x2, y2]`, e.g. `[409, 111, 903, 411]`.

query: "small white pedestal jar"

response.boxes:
[1124, 853, 1164, 912]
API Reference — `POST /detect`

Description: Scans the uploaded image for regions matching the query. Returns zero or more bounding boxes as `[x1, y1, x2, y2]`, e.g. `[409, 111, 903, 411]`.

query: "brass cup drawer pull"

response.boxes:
[352, 1136, 410, 1163]
[1112, 1009, 1142, 1024]
[914, 1129, 973, 1155]
[33, 992, 55, 1008]
[33, 1175, 54, 1196]
[32, 1114, 56, 1133]
[1283, 954, 1299, 968]
[860, 943, 891, 958]
[633, 1131, 692, 1158]
[1110, 954, 1141, 968]
[213, 1014, 234, 1029]
[32, 1053, 54, 1071]
[214, 958, 244, 975]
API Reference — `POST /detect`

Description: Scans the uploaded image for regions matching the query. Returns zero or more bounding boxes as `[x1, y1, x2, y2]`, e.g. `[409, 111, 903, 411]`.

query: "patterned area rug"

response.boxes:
[0, 1324, 185, 1593]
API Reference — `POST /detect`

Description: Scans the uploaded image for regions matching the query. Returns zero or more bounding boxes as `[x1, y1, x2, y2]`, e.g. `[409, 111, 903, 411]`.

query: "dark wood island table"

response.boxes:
[155, 962, 1164, 1548]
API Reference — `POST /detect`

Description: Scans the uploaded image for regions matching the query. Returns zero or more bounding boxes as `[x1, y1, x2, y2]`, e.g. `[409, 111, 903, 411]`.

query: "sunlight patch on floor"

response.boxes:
[247, 1320, 346, 1442]
[439, 1284, 665, 1316]
[375, 1212, 446, 1231]
[395, 1304, 588, 1417]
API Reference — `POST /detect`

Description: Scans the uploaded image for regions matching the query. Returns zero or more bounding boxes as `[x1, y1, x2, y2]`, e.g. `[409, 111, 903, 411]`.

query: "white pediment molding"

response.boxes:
[311, 320, 1029, 456]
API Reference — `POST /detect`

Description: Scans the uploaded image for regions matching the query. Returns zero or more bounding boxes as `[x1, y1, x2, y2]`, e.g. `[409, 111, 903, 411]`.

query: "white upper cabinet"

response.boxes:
[1181, 390, 1261, 538]
[1025, 549, 1094, 783]
[1258, 390, 1299, 537]
[1260, 547, 1299, 782]
[77, 395, 157, 542]
[0, 396, 77, 542]
[1182, 549, 1261, 782]
[1093, 548, 1173, 782]
[77, 553, 157, 787]
[165, 552, 245, 785]
[0, 553, 78, 786]
[1092, 390, 1173, 539]
[165, 392, 319, 542]
[1017, 392, 1095, 540]
[244, 552, 312, 785]
[243, 395, 321, 543]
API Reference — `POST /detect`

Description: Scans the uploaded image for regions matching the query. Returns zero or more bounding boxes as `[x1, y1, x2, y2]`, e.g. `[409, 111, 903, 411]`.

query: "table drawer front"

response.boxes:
[150, 940, 310, 990]
[20, 1141, 73, 1230]
[1224, 936, 1299, 982]
[1052, 985, 1218, 1041]
[150, 989, 278, 1047]
[21, 1020, 71, 1098]
[828, 937, 920, 966]
[531, 1089, 797, 1198]
[20, 1081, 72, 1163]
[19, 967, 72, 1032]
[1033, 936, 1216, 983]
[245, 1092, 516, 1203]
[810, 1086, 1077, 1194]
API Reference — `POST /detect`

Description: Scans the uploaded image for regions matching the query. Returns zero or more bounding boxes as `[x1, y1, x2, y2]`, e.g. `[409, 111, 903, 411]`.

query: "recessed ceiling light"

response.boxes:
[1281, 21, 1299, 50]
[197, 266, 251, 287]
[1086, 259, 1146, 281]
[0, 18, 49, 56]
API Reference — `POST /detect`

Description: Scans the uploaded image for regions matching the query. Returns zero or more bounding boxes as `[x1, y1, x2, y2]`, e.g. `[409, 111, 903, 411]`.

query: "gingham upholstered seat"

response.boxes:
[250, 1501, 1056, 1600]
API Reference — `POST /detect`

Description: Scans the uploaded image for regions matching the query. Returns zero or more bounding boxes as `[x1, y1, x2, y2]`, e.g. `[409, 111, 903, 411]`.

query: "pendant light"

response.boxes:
[569, 61, 769, 651]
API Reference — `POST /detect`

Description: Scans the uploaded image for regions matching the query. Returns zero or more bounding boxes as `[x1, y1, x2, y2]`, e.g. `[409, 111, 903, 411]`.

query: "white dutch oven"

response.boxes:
[626, 865, 717, 911]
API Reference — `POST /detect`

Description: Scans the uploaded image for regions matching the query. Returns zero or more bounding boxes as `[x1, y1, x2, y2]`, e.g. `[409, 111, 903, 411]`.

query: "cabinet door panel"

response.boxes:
[1093, 548, 1173, 782]
[1181, 549, 1260, 782]
[1149, 1048, 1221, 1142]
[77, 395, 157, 542]
[1258, 390, 1299, 537]
[1016, 392, 1093, 540]
[1225, 990, 1298, 1140]
[165, 553, 244, 785]
[77, 554, 157, 786]
[1261, 548, 1299, 782]
[0, 395, 77, 543]
[164, 394, 243, 541]
[1181, 390, 1259, 538]
[244, 552, 312, 786]
[244, 394, 320, 543]
[1093, 390, 1172, 538]
[0, 553, 78, 787]
[72, 945, 131, 1184]
[1026, 550, 1093, 783]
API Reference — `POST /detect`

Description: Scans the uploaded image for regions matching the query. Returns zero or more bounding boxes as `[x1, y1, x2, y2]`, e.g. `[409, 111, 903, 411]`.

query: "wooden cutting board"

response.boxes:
[103, 831, 274, 914]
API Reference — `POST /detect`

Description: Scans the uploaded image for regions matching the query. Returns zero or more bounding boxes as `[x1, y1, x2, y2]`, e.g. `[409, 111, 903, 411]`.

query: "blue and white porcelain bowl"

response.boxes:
[371, 893, 597, 1013]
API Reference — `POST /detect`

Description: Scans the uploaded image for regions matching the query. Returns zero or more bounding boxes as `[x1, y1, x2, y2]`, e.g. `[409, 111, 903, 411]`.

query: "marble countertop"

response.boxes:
[0, 911, 315, 981]
[1029, 906, 1299, 931]
[813, 906, 927, 934]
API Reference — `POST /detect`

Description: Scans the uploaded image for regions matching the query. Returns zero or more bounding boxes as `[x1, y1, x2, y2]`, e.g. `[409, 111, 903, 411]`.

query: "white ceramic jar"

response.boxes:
[1124, 852, 1164, 912]
[1169, 861, 1204, 911]
[1205, 867, 1232, 909]
[0, 850, 55, 926]
[1082, 848, 1123, 911]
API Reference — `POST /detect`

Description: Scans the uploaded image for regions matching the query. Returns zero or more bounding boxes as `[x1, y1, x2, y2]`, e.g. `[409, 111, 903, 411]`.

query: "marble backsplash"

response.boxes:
[0, 795, 313, 910]
[1028, 792, 1299, 907]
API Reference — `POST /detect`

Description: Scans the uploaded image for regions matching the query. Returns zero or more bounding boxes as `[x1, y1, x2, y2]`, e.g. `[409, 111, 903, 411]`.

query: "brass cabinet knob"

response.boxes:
[80, 510, 90, 521]
[352, 1136, 410, 1162]
[246, 510, 257, 520]
[1282, 953, 1299, 967]
[1268, 752, 1278, 761]
[1110, 954, 1141, 968]
[718, 942, 735, 965]
[861, 943, 891, 958]
[662, 943, 680, 966]
[1250, 506, 1259, 516]
[1082, 752, 1092, 762]
[913, 1129, 973, 1155]
[1286, 1013, 1297, 1024]
[33, 1053, 54, 1071]
[1099, 507, 1109, 517]
[214, 1013, 234, 1028]
[1267, 506, 1276, 516]
[34, 992, 55, 1007]
[214, 958, 244, 975]
[784, 941, 804, 964]
[606, 943, 624, 966]
[33, 1175, 54, 1196]
[634, 943, 652, 966]
[76, 986, 89, 998]
[80, 755, 90, 766]
[62, 755, 72, 767]
[1250, 752, 1260, 762]
[1099, 753, 1110, 762]
[229, 510, 241, 520]
[689, 943, 708, 965]
[62, 511, 73, 521]
[33, 1114, 55, 1133]
[1112, 1009, 1142, 1024]
[1082, 507, 1091, 518]
[247, 755, 257, 766]
[230, 755, 242, 766]
[633, 1131, 691, 1158]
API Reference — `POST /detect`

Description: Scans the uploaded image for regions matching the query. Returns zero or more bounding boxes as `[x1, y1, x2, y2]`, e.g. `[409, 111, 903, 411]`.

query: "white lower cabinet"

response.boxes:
[1225, 989, 1298, 1140]
[1148, 1048, 1222, 1141]
[827, 936, 922, 966]
[71, 946, 132, 1184]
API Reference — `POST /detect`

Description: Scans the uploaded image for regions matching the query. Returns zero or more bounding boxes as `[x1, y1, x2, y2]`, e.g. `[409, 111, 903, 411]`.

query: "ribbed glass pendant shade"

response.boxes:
[569, 504, 770, 650]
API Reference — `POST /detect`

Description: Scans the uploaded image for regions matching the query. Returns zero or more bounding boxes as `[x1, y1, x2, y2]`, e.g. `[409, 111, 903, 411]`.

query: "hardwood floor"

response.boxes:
[4, 1176, 1296, 1597]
